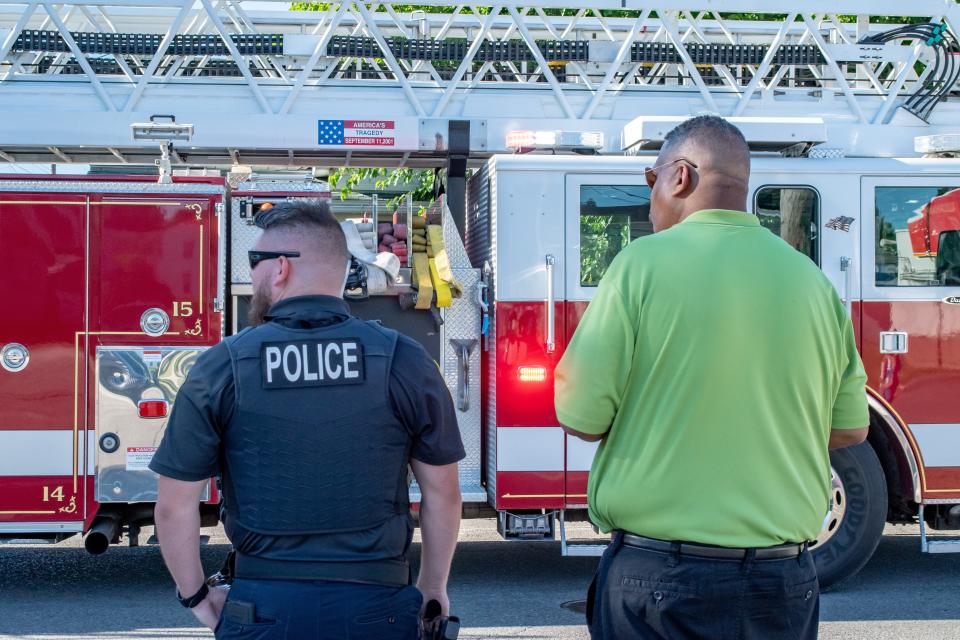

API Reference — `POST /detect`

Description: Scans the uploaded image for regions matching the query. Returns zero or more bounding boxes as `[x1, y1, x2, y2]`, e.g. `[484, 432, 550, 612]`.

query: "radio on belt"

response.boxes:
[261, 339, 365, 388]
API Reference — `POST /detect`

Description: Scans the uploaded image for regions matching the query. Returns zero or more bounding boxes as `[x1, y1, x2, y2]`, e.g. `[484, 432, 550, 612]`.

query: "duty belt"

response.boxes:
[621, 533, 807, 560]
[234, 553, 411, 587]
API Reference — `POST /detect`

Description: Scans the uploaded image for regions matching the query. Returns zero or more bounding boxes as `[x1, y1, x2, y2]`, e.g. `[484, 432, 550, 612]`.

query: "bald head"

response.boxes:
[648, 116, 751, 232]
[661, 115, 750, 183]
[250, 200, 349, 304]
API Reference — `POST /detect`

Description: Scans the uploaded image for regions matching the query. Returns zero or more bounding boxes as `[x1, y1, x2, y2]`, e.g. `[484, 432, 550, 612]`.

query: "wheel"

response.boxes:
[809, 443, 887, 590]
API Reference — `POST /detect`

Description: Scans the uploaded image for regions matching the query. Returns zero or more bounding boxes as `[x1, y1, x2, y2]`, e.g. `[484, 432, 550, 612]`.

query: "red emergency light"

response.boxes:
[138, 400, 168, 418]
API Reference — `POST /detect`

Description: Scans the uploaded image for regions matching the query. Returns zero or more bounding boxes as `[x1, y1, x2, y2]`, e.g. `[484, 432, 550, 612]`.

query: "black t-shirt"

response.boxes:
[149, 295, 465, 562]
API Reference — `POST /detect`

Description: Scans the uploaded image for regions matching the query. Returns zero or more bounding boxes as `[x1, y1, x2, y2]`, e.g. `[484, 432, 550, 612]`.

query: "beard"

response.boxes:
[247, 279, 273, 327]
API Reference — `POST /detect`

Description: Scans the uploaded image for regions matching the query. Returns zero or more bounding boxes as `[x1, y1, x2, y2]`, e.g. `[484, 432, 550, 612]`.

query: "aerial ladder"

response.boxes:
[0, 0, 956, 167]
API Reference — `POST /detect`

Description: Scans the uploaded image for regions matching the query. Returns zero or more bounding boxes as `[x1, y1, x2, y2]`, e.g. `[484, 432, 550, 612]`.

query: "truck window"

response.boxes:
[579, 184, 652, 286]
[754, 186, 819, 263]
[875, 186, 960, 287]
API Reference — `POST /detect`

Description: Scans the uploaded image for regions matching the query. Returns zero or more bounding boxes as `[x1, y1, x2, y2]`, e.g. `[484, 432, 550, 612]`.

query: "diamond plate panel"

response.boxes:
[440, 196, 473, 269]
[232, 199, 258, 285]
[440, 268, 484, 502]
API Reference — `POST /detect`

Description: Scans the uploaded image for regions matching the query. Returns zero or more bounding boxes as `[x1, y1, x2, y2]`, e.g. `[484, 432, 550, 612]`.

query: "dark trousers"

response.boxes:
[214, 578, 423, 640]
[587, 532, 819, 640]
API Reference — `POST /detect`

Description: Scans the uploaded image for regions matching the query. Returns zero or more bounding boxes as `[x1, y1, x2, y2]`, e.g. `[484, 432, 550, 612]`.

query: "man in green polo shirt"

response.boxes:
[555, 115, 868, 640]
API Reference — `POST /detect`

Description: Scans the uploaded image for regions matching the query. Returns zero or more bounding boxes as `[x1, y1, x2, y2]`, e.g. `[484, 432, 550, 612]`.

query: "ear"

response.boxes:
[671, 163, 698, 198]
[272, 255, 293, 289]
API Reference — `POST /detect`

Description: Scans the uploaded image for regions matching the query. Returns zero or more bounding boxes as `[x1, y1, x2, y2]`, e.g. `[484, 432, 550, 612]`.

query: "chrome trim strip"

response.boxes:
[867, 394, 922, 503]
[81, 196, 90, 497]
[0, 182, 224, 195]
[0, 522, 83, 533]
[217, 199, 227, 341]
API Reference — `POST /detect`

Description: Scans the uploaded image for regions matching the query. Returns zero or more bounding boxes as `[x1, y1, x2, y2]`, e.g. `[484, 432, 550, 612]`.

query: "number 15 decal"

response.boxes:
[173, 301, 194, 317]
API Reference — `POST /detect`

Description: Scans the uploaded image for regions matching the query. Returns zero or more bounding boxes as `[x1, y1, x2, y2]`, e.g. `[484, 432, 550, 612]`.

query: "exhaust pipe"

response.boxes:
[84, 516, 120, 555]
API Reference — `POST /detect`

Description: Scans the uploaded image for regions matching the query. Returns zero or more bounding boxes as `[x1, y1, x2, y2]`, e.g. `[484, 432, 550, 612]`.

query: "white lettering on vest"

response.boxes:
[315, 343, 325, 380]
[283, 344, 301, 381]
[324, 342, 342, 379]
[342, 342, 359, 379]
[301, 344, 318, 381]
[265, 346, 282, 384]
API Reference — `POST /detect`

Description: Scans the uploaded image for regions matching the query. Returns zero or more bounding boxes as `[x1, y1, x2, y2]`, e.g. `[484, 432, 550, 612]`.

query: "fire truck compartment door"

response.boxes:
[0, 193, 88, 523]
[860, 177, 960, 496]
[563, 174, 651, 502]
[95, 346, 209, 503]
[94, 197, 219, 341]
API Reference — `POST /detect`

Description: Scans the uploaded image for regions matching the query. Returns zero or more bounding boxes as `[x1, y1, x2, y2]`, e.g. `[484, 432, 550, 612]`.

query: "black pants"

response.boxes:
[214, 578, 422, 640]
[587, 532, 819, 640]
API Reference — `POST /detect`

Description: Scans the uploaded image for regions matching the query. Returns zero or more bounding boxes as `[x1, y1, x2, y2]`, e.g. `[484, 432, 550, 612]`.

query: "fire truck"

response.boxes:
[1, 0, 960, 589]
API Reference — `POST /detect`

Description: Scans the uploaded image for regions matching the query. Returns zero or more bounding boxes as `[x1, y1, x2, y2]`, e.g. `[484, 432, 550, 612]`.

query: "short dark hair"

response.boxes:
[254, 200, 348, 265]
[254, 199, 337, 233]
[662, 115, 748, 156]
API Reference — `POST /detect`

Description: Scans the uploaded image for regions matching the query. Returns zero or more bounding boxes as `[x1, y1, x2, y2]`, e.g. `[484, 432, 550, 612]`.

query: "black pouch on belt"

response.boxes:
[422, 600, 461, 640]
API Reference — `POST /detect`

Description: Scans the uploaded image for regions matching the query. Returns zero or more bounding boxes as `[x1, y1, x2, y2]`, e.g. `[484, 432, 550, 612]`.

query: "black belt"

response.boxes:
[622, 533, 807, 560]
[234, 553, 411, 588]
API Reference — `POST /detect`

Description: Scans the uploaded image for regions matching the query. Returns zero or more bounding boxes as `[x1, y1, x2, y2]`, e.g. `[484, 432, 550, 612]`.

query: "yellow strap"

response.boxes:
[412, 253, 433, 310]
[427, 225, 461, 298]
[429, 258, 452, 307]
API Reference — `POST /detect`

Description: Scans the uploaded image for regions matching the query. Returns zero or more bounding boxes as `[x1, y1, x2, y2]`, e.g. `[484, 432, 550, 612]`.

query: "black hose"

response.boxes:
[859, 23, 958, 121]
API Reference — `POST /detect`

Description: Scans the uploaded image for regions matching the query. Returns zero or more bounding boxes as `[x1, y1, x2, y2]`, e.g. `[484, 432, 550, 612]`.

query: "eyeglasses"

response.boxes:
[644, 157, 698, 189]
[248, 250, 300, 270]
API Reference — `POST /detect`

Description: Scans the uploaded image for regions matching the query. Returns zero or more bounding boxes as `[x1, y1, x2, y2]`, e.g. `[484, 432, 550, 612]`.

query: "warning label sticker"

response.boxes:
[126, 447, 157, 471]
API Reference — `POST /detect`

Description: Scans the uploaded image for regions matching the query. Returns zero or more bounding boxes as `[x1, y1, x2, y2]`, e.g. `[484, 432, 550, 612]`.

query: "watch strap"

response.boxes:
[177, 582, 210, 609]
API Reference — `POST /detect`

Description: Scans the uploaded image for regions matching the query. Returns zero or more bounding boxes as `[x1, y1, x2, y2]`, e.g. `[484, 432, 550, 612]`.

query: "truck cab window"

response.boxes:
[876, 186, 960, 287]
[754, 186, 819, 263]
[579, 184, 652, 286]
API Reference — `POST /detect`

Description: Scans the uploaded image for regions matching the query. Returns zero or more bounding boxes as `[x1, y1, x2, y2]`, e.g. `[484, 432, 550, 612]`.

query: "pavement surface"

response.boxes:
[0, 520, 957, 639]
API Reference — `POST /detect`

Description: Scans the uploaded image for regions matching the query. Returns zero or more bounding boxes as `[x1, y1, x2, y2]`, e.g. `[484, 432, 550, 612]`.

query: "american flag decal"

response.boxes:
[825, 216, 855, 231]
[318, 120, 395, 147]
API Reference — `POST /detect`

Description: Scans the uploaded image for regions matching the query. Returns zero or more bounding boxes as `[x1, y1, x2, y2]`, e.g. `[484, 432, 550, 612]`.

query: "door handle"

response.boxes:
[880, 332, 908, 354]
[545, 254, 556, 353]
[450, 339, 476, 412]
[840, 256, 852, 316]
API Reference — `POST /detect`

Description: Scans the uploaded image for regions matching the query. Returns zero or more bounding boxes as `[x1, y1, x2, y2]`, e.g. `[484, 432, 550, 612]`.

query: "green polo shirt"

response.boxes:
[555, 209, 868, 547]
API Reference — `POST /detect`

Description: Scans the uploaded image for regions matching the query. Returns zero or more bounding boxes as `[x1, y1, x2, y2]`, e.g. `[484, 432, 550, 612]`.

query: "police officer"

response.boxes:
[150, 201, 465, 639]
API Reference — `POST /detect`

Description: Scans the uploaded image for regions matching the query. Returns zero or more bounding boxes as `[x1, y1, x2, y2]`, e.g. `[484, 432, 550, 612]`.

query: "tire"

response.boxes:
[809, 443, 887, 590]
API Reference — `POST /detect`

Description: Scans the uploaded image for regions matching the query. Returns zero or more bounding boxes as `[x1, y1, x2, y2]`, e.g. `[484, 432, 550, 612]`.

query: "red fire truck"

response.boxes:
[907, 188, 960, 286]
[4, 139, 960, 589]
[2, 0, 960, 591]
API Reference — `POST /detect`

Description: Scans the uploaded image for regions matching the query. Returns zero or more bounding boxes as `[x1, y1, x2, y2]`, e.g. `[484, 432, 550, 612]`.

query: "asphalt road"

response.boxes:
[0, 521, 957, 639]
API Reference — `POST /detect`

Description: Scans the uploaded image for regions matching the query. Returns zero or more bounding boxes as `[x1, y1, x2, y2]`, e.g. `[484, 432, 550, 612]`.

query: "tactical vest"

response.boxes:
[222, 316, 410, 536]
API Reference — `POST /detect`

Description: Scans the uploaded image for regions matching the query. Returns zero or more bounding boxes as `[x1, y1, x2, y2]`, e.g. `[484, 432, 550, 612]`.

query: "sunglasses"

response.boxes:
[248, 250, 300, 270]
[644, 157, 698, 189]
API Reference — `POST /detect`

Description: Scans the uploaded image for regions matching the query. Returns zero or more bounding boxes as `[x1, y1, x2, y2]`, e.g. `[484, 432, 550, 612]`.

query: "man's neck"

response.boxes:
[275, 288, 343, 302]
[677, 199, 747, 223]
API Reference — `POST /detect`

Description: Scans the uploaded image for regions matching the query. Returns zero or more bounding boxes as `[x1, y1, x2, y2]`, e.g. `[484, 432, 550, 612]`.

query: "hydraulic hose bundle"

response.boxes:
[860, 23, 960, 122]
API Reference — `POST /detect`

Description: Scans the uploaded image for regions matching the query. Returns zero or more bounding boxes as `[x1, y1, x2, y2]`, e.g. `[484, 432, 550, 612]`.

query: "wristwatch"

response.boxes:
[177, 583, 210, 608]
